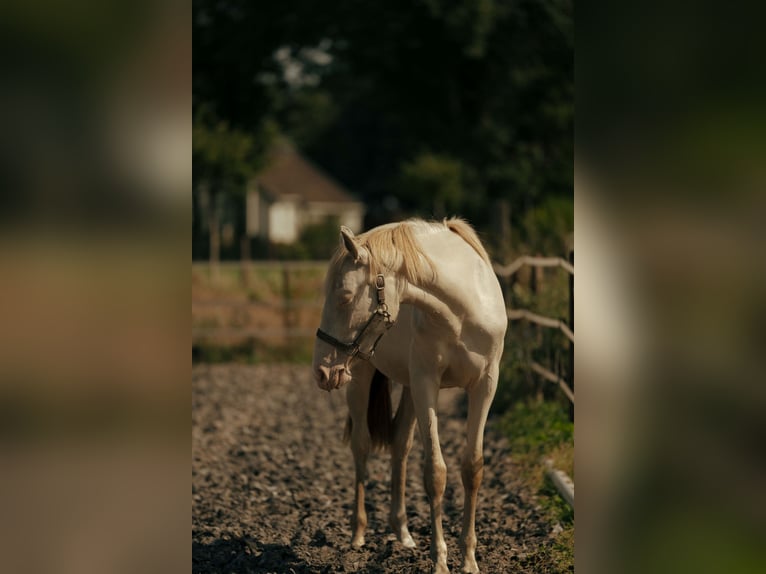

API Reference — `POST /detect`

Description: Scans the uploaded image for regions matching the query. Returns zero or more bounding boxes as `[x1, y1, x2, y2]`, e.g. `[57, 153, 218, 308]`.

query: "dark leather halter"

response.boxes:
[316, 274, 395, 361]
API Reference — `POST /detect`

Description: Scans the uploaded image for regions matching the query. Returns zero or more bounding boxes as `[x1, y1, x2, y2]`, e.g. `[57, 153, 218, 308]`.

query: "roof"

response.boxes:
[255, 142, 360, 204]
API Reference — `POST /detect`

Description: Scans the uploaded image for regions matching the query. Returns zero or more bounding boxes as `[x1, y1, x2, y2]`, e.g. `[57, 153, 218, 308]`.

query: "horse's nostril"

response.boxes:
[315, 365, 330, 384]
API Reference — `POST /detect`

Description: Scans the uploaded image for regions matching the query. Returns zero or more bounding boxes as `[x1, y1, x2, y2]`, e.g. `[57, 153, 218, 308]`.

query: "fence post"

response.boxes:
[240, 237, 251, 289]
[568, 249, 574, 421]
[282, 264, 292, 337]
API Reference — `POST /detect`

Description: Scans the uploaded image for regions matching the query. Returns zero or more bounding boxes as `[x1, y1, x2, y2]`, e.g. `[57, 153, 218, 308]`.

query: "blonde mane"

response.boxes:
[328, 217, 490, 287]
[443, 216, 492, 265]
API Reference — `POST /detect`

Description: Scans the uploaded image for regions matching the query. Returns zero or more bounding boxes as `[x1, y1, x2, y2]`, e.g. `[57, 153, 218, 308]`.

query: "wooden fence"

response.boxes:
[192, 261, 326, 342]
[192, 253, 575, 410]
[493, 251, 575, 415]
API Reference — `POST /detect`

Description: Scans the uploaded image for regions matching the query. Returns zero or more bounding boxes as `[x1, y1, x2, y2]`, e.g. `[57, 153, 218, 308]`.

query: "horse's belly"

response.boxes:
[371, 306, 502, 388]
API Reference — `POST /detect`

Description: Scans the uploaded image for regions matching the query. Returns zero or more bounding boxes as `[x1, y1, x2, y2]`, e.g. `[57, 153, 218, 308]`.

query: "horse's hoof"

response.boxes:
[391, 523, 416, 548]
[432, 563, 450, 574]
[350, 536, 365, 548]
[401, 534, 416, 549]
[460, 562, 479, 574]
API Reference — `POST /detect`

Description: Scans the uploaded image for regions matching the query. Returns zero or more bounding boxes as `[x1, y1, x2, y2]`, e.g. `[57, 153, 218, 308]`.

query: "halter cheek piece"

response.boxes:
[316, 274, 395, 361]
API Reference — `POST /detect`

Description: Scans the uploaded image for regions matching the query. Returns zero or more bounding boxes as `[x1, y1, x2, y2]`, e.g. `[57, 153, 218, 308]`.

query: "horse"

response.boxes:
[312, 217, 507, 574]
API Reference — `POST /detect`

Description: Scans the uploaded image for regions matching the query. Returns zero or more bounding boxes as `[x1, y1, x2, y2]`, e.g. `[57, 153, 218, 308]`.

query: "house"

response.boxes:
[246, 143, 365, 244]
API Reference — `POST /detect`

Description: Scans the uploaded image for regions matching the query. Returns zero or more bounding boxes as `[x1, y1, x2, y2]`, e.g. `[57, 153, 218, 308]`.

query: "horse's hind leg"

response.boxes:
[389, 386, 417, 548]
[459, 368, 498, 574]
[346, 363, 375, 548]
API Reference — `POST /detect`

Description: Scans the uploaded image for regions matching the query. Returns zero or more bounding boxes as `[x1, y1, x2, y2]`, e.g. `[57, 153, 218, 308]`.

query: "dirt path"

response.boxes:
[193, 365, 558, 573]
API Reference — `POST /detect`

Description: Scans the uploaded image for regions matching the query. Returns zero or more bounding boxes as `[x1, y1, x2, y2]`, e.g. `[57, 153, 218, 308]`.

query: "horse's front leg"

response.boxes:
[410, 367, 449, 574]
[346, 367, 374, 548]
[459, 368, 498, 574]
[389, 385, 417, 548]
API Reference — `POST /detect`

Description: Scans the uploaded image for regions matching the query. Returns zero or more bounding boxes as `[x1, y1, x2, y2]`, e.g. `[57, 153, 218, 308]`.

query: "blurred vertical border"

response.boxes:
[578, 1, 766, 573]
[0, 1, 189, 573]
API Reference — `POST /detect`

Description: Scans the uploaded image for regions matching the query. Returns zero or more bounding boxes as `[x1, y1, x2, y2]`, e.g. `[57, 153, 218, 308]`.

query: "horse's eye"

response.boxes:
[338, 292, 354, 306]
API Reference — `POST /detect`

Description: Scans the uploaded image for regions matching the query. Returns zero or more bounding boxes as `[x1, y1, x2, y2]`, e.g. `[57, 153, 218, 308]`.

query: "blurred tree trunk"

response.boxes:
[196, 181, 221, 280]
[208, 212, 221, 281]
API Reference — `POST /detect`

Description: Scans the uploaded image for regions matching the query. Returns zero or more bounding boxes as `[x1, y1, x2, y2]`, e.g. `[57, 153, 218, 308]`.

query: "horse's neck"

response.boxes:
[401, 282, 462, 333]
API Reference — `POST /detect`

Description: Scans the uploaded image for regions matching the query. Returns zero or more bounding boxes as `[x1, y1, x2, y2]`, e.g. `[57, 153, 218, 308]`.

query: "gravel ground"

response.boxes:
[192, 364, 561, 573]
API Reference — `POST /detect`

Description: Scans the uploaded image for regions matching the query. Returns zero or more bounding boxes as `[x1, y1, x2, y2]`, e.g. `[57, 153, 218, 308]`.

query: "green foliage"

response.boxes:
[281, 89, 339, 148]
[267, 216, 342, 260]
[192, 106, 277, 193]
[297, 217, 342, 259]
[398, 153, 467, 216]
[492, 333, 538, 414]
[193, 0, 573, 230]
[499, 399, 573, 459]
[497, 397, 574, 572]
[520, 196, 574, 254]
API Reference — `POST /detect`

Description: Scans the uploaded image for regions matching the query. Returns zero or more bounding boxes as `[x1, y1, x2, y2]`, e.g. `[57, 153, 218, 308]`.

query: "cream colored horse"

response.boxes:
[312, 218, 506, 574]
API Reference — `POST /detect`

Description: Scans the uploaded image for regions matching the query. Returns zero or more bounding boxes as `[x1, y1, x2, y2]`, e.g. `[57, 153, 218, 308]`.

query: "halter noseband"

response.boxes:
[316, 274, 395, 361]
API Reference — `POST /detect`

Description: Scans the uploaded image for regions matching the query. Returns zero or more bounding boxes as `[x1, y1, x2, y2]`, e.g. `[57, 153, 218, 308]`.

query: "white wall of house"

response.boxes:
[338, 205, 364, 233]
[246, 189, 365, 243]
[268, 200, 299, 243]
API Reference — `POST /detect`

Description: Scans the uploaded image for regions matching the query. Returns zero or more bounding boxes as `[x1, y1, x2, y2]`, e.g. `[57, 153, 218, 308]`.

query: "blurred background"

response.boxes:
[0, 1, 189, 573]
[577, 2, 766, 573]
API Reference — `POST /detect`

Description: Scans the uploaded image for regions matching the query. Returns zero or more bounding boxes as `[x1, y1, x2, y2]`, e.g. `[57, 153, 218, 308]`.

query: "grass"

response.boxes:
[525, 526, 574, 573]
[192, 262, 325, 364]
[192, 339, 314, 365]
[498, 398, 574, 572]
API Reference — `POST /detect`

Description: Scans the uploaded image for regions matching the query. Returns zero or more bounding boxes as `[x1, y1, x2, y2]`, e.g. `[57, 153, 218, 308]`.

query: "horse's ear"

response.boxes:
[340, 226, 368, 264]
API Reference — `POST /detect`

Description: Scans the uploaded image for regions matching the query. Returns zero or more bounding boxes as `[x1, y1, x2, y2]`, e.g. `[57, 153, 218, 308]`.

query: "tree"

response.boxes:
[398, 153, 467, 217]
[193, 0, 573, 250]
[192, 106, 276, 269]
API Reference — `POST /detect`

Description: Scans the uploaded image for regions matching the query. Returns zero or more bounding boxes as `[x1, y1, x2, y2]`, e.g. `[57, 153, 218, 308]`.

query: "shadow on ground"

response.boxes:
[193, 538, 308, 574]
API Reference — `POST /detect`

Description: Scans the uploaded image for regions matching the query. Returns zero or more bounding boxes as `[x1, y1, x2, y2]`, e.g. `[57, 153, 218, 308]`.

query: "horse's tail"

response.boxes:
[343, 369, 393, 451]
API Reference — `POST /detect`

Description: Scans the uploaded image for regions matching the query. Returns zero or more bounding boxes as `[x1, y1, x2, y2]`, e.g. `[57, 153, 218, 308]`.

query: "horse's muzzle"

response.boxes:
[314, 364, 351, 391]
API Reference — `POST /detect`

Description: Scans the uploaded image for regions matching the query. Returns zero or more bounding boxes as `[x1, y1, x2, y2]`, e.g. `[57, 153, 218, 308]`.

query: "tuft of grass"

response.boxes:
[499, 399, 573, 461]
[524, 524, 574, 573]
[498, 398, 574, 572]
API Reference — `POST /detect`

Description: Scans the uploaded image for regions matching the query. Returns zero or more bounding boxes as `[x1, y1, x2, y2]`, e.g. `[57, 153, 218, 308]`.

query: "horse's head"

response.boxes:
[313, 226, 400, 390]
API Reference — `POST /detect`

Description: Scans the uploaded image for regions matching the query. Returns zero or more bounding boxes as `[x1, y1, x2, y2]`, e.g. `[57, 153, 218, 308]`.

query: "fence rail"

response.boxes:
[530, 361, 575, 403]
[506, 309, 574, 344]
[192, 260, 327, 343]
[544, 458, 575, 509]
[496, 252, 575, 409]
[494, 255, 574, 277]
